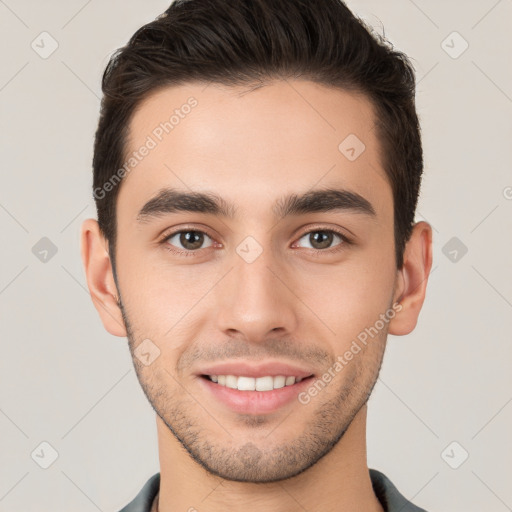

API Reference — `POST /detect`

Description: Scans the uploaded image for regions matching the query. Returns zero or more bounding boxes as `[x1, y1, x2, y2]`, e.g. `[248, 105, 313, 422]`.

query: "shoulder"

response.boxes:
[370, 468, 429, 512]
[118, 472, 160, 512]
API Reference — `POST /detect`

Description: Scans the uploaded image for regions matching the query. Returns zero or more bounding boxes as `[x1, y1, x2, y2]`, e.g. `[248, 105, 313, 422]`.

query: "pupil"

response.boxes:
[181, 231, 203, 250]
[311, 231, 332, 249]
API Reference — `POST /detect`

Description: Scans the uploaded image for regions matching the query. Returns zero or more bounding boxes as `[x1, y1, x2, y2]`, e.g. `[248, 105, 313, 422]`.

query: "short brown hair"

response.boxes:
[93, 0, 423, 269]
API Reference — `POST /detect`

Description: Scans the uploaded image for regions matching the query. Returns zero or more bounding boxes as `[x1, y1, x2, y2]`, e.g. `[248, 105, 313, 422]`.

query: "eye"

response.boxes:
[160, 226, 351, 257]
[164, 230, 214, 252]
[294, 229, 348, 251]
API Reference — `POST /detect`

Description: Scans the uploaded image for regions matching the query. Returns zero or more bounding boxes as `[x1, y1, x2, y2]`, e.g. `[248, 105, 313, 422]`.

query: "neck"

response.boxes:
[155, 405, 383, 512]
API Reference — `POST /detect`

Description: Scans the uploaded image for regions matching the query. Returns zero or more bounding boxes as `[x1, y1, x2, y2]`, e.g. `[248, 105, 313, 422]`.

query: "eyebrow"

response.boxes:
[136, 187, 376, 222]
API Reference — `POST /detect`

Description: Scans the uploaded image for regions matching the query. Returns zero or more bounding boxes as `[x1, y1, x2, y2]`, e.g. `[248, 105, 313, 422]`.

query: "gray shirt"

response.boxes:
[119, 469, 428, 511]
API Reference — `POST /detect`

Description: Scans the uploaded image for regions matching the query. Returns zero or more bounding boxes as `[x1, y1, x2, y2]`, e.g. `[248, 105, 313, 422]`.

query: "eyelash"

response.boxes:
[159, 226, 353, 258]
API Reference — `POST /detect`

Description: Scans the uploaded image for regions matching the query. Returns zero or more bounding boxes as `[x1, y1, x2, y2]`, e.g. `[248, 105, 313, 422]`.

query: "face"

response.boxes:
[112, 80, 400, 482]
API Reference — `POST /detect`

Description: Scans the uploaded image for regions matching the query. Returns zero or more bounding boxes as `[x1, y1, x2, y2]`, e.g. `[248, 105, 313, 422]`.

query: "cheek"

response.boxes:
[117, 248, 217, 337]
[116, 220, 396, 344]
[299, 252, 396, 346]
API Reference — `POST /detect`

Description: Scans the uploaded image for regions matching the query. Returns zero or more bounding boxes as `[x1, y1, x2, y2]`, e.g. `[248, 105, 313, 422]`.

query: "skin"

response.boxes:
[81, 80, 432, 512]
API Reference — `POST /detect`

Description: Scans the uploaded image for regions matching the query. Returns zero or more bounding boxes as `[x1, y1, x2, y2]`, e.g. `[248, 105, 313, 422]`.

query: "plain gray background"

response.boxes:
[1, 1, 511, 511]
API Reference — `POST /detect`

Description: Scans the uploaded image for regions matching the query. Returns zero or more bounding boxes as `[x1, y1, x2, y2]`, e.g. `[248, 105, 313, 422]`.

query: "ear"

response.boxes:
[80, 218, 127, 337]
[388, 221, 433, 336]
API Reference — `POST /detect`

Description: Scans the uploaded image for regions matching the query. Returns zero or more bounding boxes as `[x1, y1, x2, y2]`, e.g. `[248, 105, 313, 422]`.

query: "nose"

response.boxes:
[214, 245, 299, 343]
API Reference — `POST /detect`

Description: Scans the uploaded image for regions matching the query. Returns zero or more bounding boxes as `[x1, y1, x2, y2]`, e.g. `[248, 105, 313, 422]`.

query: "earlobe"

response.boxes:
[80, 218, 127, 337]
[388, 221, 433, 336]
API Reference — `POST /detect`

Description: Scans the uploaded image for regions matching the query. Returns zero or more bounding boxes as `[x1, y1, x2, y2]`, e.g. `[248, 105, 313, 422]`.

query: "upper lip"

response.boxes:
[197, 361, 316, 379]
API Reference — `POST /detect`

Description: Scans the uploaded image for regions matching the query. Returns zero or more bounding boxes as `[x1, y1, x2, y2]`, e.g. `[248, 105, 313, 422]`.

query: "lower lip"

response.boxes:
[197, 375, 315, 414]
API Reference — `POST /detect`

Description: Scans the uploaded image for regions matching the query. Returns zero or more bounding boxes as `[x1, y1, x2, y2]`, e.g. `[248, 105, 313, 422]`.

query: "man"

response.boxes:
[81, 0, 432, 510]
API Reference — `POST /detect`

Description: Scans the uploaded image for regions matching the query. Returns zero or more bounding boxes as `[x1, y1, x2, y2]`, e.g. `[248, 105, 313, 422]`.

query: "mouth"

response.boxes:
[198, 374, 316, 415]
[200, 374, 315, 391]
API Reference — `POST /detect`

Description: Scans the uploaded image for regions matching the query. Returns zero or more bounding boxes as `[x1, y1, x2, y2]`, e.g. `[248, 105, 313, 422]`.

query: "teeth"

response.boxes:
[272, 376, 285, 389]
[208, 374, 306, 391]
[225, 375, 238, 389]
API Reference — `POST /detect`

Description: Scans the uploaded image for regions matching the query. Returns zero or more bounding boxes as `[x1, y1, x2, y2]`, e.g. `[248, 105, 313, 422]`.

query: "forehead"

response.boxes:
[118, 80, 391, 222]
